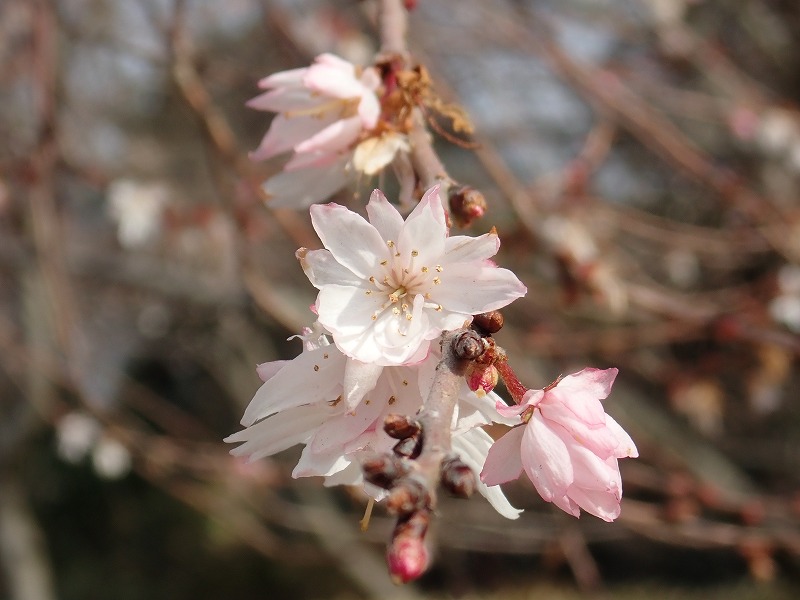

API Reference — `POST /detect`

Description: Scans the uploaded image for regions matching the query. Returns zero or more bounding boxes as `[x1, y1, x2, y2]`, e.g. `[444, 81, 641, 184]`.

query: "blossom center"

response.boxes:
[365, 241, 445, 333]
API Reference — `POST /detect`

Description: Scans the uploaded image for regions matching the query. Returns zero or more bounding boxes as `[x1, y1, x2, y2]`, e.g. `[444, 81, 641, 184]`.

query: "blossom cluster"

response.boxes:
[227, 52, 638, 582]
[248, 53, 412, 208]
[227, 177, 637, 522]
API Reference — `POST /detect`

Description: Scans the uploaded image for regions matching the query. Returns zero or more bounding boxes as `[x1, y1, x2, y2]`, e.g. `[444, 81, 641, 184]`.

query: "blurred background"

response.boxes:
[2, 0, 800, 598]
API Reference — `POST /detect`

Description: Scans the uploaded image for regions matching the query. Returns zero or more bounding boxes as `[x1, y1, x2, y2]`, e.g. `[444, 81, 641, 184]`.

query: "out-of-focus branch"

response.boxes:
[0, 475, 57, 600]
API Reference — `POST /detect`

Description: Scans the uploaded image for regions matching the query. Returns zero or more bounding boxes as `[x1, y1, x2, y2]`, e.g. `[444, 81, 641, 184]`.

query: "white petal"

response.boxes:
[310, 204, 389, 279]
[429, 263, 526, 315]
[444, 232, 500, 264]
[454, 429, 522, 519]
[225, 404, 331, 462]
[246, 87, 318, 112]
[263, 156, 350, 208]
[343, 359, 384, 411]
[398, 185, 446, 264]
[292, 444, 352, 478]
[240, 346, 346, 426]
[605, 413, 639, 458]
[366, 189, 404, 242]
[297, 248, 363, 289]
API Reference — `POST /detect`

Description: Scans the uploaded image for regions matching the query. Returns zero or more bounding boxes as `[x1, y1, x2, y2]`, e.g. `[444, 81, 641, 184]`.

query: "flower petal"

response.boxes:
[522, 414, 573, 502]
[343, 359, 384, 411]
[454, 428, 522, 520]
[225, 404, 333, 462]
[444, 232, 500, 264]
[249, 114, 334, 162]
[429, 263, 526, 315]
[295, 115, 362, 156]
[398, 185, 447, 264]
[240, 346, 346, 425]
[366, 189, 404, 242]
[262, 157, 351, 208]
[310, 204, 388, 278]
[480, 425, 525, 486]
[297, 248, 363, 289]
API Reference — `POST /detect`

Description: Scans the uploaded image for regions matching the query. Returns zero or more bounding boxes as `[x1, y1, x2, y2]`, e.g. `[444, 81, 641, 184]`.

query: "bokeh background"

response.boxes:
[2, 0, 800, 598]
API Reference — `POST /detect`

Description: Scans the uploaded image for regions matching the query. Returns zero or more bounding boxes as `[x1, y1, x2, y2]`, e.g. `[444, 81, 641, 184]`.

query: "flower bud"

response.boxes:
[449, 185, 487, 228]
[386, 479, 428, 516]
[441, 456, 476, 498]
[362, 454, 407, 489]
[472, 310, 504, 334]
[393, 434, 422, 459]
[465, 363, 499, 395]
[387, 537, 429, 584]
[384, 414, 421, 440]
[452, 330, 485, 360]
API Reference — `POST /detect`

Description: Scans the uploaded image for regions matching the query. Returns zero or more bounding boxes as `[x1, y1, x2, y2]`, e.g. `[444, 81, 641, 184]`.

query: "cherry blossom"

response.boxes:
[248, 53, 408, 207]
[297, 186, 527, 365]
[481, 368, 638, 522]
[225, 329, 522, 519]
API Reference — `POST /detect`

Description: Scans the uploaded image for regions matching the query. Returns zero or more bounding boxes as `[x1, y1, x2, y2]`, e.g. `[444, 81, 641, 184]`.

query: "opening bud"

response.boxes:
[449, 185, 487, 228]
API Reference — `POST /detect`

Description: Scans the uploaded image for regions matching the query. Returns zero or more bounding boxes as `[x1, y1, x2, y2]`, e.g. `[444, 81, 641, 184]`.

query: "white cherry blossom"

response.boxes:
[298, 186, 527, 365]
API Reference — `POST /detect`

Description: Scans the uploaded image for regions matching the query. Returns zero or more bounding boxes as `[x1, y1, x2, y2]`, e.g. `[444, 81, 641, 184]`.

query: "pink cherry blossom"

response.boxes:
[297, 186, 527, 366]
[481, 368, 638, 522]
[248, 53, 408, 207]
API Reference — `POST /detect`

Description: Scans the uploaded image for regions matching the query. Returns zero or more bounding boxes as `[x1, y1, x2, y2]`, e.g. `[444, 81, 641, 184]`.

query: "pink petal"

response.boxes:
[249, 114, 334, 162]
[480, 425, 525, 486]
[546, 368, 618, 426]
[310, 204, 389, 279]
[605, 414, 639, 458]
[257, 67, 306, 90]
[294, 116, 362, 155]
[539, 403, 620, 459]
[366, 189, 405, 242]
[566, 485, 622, 522]
[246, 87, 318, 113]
[454, 428, 523, 519]
[522, 414, 573, 502]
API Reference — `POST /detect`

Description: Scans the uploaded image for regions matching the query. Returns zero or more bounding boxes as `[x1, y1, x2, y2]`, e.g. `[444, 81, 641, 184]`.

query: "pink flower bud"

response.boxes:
[387, 537, 429, 584]
[466, 363, 499, 395]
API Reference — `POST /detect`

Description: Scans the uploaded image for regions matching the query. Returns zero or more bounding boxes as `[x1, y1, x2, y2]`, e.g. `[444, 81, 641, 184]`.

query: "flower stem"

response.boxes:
[495, 358, 528, 404]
